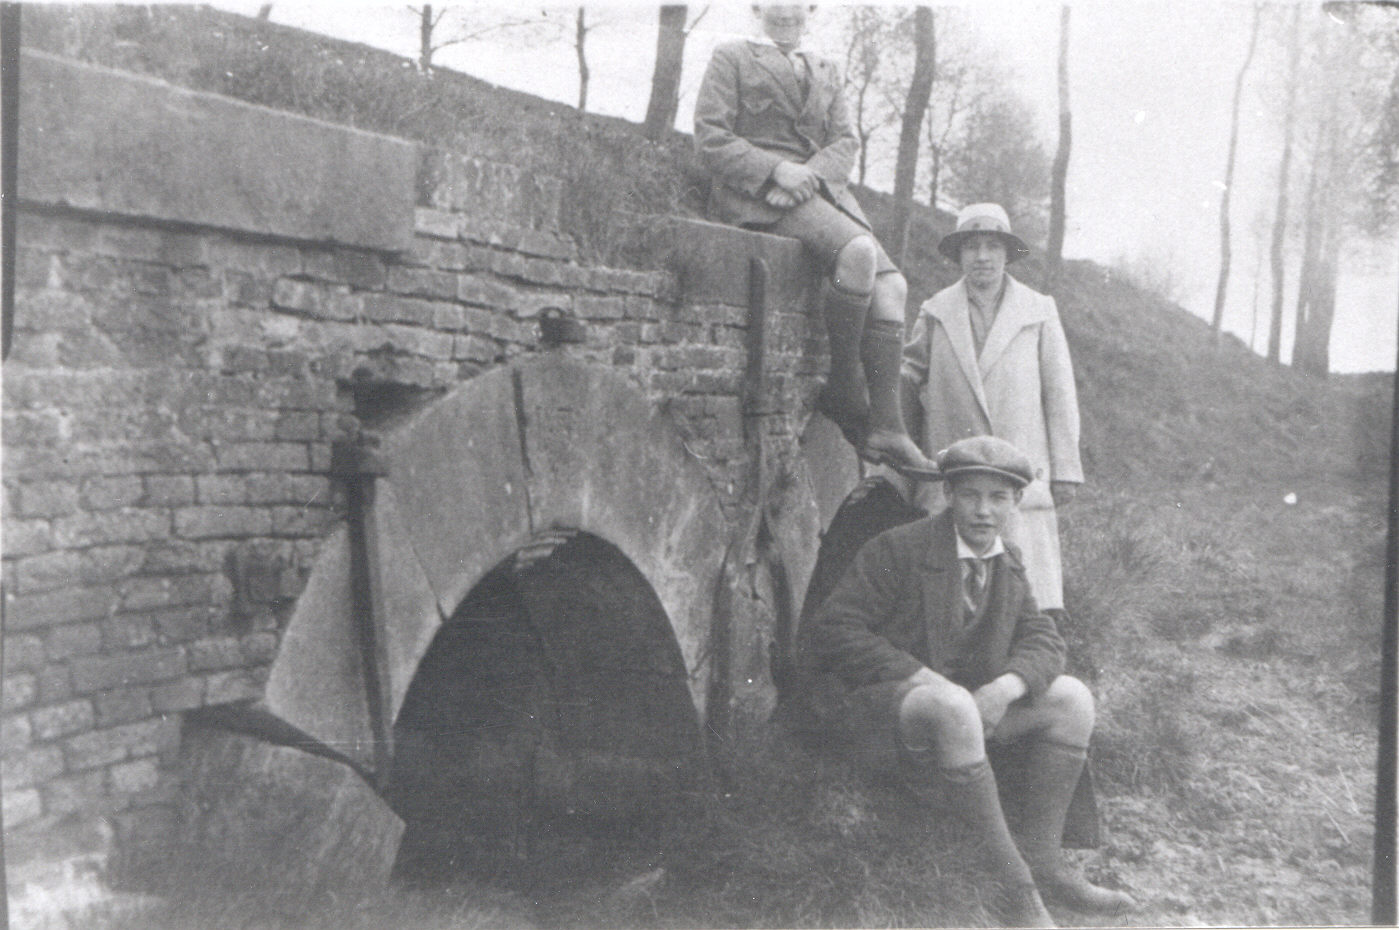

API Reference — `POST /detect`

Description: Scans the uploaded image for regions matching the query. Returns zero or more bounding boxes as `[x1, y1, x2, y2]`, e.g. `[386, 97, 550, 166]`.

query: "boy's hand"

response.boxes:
[771, 161, 819, 200]
[973, 674, 1027, 739]
[764, 187, 799, 209]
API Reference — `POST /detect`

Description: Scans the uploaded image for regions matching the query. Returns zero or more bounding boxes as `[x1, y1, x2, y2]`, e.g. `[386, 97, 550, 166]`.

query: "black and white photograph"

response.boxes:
[1, 2, 1395, 927]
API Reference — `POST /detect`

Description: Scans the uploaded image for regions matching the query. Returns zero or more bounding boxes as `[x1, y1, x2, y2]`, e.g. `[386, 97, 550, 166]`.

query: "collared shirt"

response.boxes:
[965, 276, 1007, 357]
[750, 35, 809, 94]
[956, 532, 1004, 615]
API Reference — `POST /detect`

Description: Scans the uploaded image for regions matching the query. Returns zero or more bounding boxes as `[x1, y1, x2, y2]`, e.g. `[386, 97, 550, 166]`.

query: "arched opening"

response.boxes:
[385, 531, 705, 890]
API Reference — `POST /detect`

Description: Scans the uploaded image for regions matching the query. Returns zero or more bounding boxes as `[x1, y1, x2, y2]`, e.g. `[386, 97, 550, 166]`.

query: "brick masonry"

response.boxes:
[2, 52, 847, 891]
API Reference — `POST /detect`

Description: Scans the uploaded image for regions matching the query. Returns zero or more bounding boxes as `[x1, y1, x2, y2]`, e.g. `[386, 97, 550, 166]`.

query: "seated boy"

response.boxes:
[799, 435, 1136, 926]
[692, 4, 936, 480]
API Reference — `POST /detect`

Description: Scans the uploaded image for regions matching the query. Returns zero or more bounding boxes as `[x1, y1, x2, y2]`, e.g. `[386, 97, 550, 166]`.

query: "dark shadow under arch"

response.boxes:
[385, 531, 705, 888]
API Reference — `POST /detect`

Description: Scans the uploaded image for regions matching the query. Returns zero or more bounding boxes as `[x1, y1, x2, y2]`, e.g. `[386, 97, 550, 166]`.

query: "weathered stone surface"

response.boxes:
[259, 527, 375, 770]
[638, 216, 815, 312]
[19, 51, 417, 251]
[367, 482, 442, 723]
[178, 725, 403, 909]
[378, 367, 531, 618]
[800, 412, 863, 532]
[516, 357, 729, 715]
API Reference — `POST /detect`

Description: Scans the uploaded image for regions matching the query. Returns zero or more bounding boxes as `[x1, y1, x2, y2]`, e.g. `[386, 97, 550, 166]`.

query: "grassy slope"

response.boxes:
[33, 6, 1390, 928]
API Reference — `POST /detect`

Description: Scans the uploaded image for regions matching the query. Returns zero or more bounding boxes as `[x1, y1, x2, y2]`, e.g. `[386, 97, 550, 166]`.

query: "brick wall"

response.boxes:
[2, 52, 834, 887]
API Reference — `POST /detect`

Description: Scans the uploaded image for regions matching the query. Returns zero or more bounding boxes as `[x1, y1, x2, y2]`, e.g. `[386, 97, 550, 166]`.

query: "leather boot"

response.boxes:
[814, 281, 871, 449]
[939, 759, 1055, 928]
[1016, 740, 1137, 915]
[861, 319, 940, 480]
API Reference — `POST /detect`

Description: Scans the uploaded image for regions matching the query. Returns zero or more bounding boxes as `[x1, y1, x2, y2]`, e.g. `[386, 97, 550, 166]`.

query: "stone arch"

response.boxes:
[259, 356, 729, 773]
[386, 530, 705, 882]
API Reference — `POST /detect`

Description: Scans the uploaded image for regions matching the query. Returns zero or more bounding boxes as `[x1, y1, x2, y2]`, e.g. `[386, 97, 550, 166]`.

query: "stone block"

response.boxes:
[95, 688, 154, 728]
[367, 482, 442, 723]
[71, 649, 186, 694]
[45, 622, 104, 661]
[150, 678, 207, 714]
[4, 789, 42, 829]
[3, 713, 32, 755]
[2, 745, 64, 790]
[4, 674, 37, 712]
[642, 216, 815, 312]
[259, 527, 376, 770]
[302, 249, 388, 290]
[799, 413, 863, 532]
[379, 366, 531, 617]
[178, 725, 404, 909]
[20, 51, 417, 251]
[3, 635, 46, 674]
[31, 699, 96, 741]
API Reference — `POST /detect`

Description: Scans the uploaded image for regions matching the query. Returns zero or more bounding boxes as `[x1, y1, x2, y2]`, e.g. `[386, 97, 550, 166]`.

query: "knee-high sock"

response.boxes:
[1017, 740, 1136, 914]
[940, 758, 1035, 887]
[861, 317, 912, 436]
[818, 281, 872, 430]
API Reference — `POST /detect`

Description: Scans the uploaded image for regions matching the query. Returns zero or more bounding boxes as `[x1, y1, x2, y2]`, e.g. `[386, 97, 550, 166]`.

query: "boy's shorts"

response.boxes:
[757, 188, 898, 276]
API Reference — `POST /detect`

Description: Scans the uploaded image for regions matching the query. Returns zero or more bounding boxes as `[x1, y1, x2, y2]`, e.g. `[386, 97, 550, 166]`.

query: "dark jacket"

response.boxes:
[693, 39, 869, 229]
[803, 509, 1066, 702]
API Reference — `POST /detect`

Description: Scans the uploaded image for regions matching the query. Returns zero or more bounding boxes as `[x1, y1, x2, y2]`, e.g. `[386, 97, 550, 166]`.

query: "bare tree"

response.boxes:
[1046, 5, 1072, 280]
[1210, 2, 1262, 345]
[257, 4, 272, 19]
[920, 12, 1000, 211]
[575, 7, 590, 111]
[840, 8, 902, 185]
[1289, 6, 1397, 374]
[643, 5, 708, 141]
[942, 91, 1052, 244]
[409, 6, 548, 74]
[886, 6, 935, 265]
[1266, 5, 1303, 365]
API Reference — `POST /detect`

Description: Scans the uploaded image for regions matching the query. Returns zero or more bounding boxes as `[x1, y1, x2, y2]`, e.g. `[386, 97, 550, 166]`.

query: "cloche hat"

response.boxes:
[937, 203, 1032, 264]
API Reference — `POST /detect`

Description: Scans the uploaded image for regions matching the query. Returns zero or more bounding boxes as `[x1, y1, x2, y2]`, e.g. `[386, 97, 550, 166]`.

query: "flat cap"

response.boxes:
[935, 435, 1035, 488]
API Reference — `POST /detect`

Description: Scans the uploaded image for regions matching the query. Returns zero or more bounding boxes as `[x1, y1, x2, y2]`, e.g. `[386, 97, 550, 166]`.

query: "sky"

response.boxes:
[211, 0, 1399, 373]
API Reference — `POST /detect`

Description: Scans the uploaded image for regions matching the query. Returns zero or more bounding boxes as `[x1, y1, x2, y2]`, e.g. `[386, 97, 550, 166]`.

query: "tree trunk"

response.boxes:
[1046, 5, 1072, 279]
[643, 6, 687, 141]
[575, 7, 590, 112]
[1266, 5, 1303, 365]
[928, 147, 941, 209]
[887, 6, 935, 265]
[1294, 215, 1339, 376]
[418, 5, 434, 74]
[1211, 2, 1262, 344]
[1293, 131, 1324, 368]
[1294, 86, 1342, 376]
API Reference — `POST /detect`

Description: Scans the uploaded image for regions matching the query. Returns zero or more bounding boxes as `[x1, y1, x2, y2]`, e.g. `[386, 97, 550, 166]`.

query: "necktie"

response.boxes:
[789, 51, 809, 100]
[962, 557, 987, 617]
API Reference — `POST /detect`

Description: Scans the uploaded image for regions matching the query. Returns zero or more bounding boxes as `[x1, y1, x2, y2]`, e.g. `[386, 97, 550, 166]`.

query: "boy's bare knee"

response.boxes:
[869, 271, 908, 322]
[901, 682, 979, 741]
[833, 236, 878, 293]
[1045, 675, 1096, 731]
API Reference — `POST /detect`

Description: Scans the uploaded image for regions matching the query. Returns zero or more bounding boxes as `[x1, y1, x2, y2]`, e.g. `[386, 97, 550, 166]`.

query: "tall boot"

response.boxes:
[1016, 740, 1137, 915]
[814, 281, 872, 449]
[861, 319, 940, 480]
[939, 758, 1055, 928]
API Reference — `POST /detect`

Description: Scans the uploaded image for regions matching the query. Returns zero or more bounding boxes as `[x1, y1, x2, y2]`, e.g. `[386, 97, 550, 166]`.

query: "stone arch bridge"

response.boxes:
[2, 50, 865, 907]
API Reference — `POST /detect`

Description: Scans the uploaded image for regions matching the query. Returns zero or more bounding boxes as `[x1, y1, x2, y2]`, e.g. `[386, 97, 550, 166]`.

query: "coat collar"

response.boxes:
[745, 40, 804, 112]
[976, 275, 1052, 374]
[926, 274, 1052, 416]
